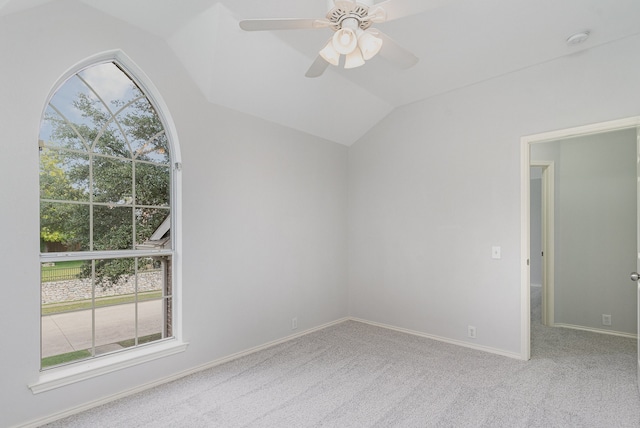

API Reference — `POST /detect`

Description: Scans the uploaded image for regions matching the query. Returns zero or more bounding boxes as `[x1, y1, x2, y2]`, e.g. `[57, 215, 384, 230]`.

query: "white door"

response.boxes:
[619, 126, 639, 385]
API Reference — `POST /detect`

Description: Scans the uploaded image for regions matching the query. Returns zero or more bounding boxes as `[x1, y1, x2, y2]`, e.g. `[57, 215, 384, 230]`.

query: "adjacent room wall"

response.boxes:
[0, 3, 348, 427]
[531, 129, 637, 335]
[349, 33, 640, 355]
[529, 169, 542, 287]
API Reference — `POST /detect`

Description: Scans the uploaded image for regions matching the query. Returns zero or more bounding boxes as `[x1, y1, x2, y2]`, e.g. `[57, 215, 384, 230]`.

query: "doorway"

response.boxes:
[520, 117, 640, 360]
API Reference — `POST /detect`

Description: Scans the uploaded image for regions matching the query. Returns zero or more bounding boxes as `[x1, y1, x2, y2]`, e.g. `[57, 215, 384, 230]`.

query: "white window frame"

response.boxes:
[30, 50, 186, 394]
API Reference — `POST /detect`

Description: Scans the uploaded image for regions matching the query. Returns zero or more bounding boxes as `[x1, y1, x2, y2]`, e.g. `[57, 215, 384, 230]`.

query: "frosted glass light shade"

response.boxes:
[332, 27, 358, 54]
[319, 40, 340, 66]
[344, 48, 365, 69]
[358, 30, 383, 60]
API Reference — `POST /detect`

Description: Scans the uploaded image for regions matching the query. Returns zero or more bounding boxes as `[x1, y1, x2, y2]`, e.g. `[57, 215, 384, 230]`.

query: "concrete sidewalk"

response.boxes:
[42, 300, 163, 358]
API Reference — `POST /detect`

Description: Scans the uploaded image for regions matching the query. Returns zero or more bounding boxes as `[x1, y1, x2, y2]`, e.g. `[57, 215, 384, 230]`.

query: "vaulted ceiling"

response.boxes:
[3, 0, 640, 145]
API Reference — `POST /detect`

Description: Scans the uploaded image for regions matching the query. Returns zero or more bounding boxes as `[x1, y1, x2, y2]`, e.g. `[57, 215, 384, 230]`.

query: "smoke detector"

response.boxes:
[566, 31, 590, 46]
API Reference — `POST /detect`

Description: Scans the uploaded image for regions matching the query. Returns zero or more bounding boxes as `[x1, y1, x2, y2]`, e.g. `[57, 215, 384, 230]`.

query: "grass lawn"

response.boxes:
[41, 333, 164, 368]
[41, 350, 92, 368]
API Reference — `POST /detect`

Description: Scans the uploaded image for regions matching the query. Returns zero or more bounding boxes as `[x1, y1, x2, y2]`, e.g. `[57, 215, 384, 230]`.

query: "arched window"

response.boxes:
[39, 61, 174, 369]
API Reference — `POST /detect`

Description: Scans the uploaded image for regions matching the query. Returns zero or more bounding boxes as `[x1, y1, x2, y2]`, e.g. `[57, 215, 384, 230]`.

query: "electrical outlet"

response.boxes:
[468, 325, 477, 339]
[292, 317, 298, 330]
[491, 246, 501, 259]
[602, 314, 611, 326]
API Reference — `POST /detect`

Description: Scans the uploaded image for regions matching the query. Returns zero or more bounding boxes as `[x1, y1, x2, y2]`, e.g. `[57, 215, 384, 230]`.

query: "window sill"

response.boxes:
[29, 339, 189, 394]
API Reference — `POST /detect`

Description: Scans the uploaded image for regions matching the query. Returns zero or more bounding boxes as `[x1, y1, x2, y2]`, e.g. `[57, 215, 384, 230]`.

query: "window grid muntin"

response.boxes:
[40, 144, 170, 167]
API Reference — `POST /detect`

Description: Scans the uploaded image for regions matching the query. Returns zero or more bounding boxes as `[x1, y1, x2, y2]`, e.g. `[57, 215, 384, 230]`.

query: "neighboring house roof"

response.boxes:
[137, 215, 171, 250]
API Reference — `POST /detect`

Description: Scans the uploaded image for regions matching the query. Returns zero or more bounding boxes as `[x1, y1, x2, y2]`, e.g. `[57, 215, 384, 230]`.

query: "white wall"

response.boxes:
[531, 130, 637, 334]
[0, 3, 348, 427]
[349, 33, 640, 354]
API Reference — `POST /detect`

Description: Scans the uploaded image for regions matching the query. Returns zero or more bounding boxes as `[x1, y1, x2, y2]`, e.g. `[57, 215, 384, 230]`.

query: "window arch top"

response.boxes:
[40, 62, 170, 164]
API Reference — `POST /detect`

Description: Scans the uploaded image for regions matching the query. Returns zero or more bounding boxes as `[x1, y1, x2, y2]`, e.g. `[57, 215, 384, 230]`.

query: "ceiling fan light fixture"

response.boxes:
[358, 29, 383, 60]
[239, 1, 419, 77]
[344, 47, 365, 69]
[319, 39, 340, 66]
[332, 27, 358, 54]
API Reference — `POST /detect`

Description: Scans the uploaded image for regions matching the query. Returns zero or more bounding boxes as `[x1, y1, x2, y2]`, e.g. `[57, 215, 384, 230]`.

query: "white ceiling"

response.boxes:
[4, 0, 640, 145]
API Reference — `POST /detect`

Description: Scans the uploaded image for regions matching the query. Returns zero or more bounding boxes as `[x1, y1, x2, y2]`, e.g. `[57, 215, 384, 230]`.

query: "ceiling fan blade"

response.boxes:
[239, 18, 330, 31]
[305, 56, 330, 78]
[375, 0, 448, 22]
[375, 30, 419, 69]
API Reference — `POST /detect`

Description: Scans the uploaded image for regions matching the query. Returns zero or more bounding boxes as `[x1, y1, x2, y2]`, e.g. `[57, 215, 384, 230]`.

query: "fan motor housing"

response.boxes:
[327, 2, 373, 30]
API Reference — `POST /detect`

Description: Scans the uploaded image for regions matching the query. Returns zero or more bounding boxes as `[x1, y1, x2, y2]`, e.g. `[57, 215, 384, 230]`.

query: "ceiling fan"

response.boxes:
[239, 0, 420, 78]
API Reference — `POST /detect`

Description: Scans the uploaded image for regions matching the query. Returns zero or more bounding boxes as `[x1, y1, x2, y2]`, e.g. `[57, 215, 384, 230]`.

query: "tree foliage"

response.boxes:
[39, 149, 86, 244]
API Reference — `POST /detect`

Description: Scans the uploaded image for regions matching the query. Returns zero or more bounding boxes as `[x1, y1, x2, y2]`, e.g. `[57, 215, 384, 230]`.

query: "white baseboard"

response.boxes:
[350, 318, 526, 361]
[552, 322, 637, 339]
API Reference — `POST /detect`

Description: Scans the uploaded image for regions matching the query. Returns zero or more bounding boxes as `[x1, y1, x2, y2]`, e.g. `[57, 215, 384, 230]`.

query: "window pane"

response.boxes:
[78, 62, 143, 113]
[41, 260, 92, 304]
[40, 147, 90, 202]
[56, 74, 111, 130]
[41, 309, 93, 366]
[41, 260, 94, 367]
[93, 257, 135, 350]
[93, 156, 132, 204]
[94, 257, 135, 291]
[40, 106, 88, 152]
[93, 206, 133, 251]
[137, 257, 164, 297]
[93, 120, 130, 158]
[137, 257, 171, 340]
[136, 208, 170, 246]
[117, 98, 166, 162]
[138, 299, 164, 343]
[135, 162, 170, 206]
[95, 303, 136, 353]
[40, 202, 90, 252]
[164, 297, 173, 338]
[134, 133, 170, 165]
[50, 74, 114, 148]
